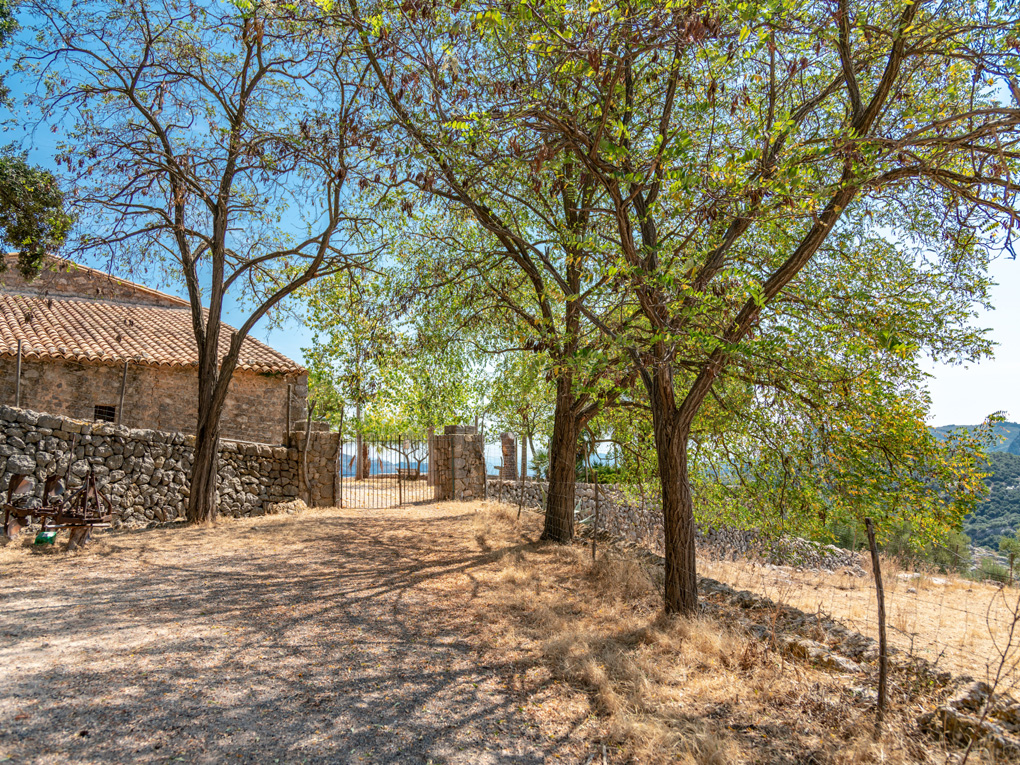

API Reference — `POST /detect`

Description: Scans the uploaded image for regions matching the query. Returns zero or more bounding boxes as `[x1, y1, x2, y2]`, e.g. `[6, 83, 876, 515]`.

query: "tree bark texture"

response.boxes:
[542, 377, 578, 543]
[648, 365, 698, 615]
[187, 419, 221, 523]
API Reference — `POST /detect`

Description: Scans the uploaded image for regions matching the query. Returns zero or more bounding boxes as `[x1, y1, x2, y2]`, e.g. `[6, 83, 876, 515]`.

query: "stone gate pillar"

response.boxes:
[432, 425, 485, 501]
[291, 419, 340, 507]
[500, 432, 518, 480]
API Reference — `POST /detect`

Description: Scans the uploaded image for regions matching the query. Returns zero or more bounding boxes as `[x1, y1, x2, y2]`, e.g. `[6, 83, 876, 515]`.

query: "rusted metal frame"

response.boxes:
[2, 454, 114, 545]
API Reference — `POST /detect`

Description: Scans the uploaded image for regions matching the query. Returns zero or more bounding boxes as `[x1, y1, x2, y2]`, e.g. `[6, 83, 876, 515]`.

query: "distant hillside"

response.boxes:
[932, 421, 1020, 453]
[1009, 433, 1020, 455]
[930, 422, 1020, 547]
[966, 451, 1020, 548]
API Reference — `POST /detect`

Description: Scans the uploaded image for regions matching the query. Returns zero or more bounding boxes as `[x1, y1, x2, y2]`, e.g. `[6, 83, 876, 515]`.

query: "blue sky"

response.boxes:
[3, 24, 1016, 429]
[926, 254, 1020, 426]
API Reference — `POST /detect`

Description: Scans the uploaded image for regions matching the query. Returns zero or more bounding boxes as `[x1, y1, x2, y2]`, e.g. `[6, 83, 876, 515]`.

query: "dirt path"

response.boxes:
[0, 504, 589, 764]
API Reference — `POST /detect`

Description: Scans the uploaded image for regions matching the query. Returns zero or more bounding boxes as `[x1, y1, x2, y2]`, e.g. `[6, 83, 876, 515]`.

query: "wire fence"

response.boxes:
[483, 468, 1020, 693]
[697, 554, 1020, 691]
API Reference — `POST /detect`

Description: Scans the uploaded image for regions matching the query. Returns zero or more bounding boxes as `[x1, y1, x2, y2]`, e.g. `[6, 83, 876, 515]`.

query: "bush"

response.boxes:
[818, 518, 972, 575]
[530, 449, 549, 480]
[587, 465, 634, 484]
[824, 519, 865, 552]
[974, 557, 1012, 585]
[927, 529, 973, 574]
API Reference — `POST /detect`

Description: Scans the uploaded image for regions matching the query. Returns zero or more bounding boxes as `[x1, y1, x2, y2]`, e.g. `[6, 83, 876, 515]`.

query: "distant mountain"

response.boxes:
[1008, 433, 1020, 456]
[932, 421, 1020, 453]
[930, 422, 1020, 547]
[966, 451, 1020, 548]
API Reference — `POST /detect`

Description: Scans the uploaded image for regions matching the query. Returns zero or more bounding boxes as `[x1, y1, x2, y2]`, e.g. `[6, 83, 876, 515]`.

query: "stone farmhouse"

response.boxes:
[0, 256, 308, 445]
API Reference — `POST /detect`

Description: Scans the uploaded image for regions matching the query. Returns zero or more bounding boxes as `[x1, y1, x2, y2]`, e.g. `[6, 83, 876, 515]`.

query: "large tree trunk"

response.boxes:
[542, 376, 578, 543]
[186, 362, 230, 524]
[654, 412, 697, 615]
[648, 365, 698, 615]
[187, 418, 220, 523]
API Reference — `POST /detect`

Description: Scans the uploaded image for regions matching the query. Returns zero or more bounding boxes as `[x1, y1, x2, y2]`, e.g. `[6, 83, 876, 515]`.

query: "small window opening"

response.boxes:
[94, 405, 116, 423]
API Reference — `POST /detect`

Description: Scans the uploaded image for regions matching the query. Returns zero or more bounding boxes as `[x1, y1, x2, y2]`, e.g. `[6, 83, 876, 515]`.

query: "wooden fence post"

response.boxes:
[117, 360, 129, 425]
[286, 384, 293, 437]
[301, 400, 317, 506]
[517, 437, 525, 519]
[865, 517, 888, 731]
[335, 409, 343, 508]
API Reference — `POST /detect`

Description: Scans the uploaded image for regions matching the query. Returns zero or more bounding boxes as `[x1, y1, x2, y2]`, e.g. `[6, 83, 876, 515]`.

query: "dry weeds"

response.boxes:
[0, 504, 593, 764]
[2, 502, 1013, 764]
[467, 501, 1008, 764]
[698, 554, 1020, 692]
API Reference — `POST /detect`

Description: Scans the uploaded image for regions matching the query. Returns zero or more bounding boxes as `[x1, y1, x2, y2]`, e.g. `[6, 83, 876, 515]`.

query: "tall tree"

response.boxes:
[337, 0, 1019, 612]
[490, 0, 1020, 613]
[337, 1, 637, 541]
[25, 0, 381, 521]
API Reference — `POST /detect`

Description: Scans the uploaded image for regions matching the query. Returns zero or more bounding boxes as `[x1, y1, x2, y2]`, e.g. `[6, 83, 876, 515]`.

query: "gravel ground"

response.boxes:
[0, 503, 591, 764]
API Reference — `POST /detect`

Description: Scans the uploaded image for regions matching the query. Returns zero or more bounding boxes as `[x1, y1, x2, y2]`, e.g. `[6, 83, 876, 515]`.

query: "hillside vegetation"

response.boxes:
[932, 421, 1020, 453]
[966, 451, 1020, 548]
[927, 423, 1020, 548]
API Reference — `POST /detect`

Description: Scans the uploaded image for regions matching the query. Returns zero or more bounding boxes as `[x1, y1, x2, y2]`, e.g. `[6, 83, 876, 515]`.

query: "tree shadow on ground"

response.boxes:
[0, 509, 587, 764]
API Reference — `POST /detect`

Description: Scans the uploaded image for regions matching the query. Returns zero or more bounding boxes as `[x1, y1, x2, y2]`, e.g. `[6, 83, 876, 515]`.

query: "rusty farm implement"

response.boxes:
[2, 451, 113, 550]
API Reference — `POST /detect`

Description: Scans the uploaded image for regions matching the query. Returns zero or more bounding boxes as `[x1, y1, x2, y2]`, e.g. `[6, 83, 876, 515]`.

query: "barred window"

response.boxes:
[94, 405, 116, 423]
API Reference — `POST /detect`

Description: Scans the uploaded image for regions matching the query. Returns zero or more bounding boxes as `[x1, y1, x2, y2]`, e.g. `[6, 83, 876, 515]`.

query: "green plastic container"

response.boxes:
[33, 531, 57, 546]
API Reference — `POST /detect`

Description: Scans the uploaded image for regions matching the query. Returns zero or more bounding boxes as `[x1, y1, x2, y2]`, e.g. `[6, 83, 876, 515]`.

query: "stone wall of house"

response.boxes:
[0, 405, 338, 525]
[433, 425, 485, 501]
[0, 358, 307, 445]
[0, 256, 186, 307]
[486, 477, 860, 570]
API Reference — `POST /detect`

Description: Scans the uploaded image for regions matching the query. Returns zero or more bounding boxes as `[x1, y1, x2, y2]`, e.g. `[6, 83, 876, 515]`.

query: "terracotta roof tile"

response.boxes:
[0, 293, 304, 374]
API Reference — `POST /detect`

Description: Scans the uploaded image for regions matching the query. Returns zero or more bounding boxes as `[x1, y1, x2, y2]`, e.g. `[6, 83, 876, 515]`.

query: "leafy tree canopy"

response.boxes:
[0, 1, 70, 272]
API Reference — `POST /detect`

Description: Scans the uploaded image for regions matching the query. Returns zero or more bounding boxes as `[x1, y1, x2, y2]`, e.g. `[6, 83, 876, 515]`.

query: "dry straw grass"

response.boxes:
[698, 554, 1020, 692]
[4, 502, 1014, 763]
[468, 501, 1005, 764]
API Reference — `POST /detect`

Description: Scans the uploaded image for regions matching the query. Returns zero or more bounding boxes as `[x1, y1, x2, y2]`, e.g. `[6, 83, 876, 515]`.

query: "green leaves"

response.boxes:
[473, 8, 503, 29]
[0, 148, 72, 273]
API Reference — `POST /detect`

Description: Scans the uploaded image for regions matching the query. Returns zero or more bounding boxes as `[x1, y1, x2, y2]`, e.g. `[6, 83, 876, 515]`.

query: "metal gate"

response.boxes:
[338, 435, 435, 509]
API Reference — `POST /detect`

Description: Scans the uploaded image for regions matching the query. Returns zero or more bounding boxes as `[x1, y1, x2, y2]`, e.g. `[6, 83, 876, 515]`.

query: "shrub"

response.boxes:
[974, 557, 1011, 585]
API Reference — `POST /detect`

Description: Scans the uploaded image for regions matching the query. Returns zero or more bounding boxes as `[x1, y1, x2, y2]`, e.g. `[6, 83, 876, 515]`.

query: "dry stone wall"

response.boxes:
[0, 405, 337, 525]
[487, 477, 860, 571]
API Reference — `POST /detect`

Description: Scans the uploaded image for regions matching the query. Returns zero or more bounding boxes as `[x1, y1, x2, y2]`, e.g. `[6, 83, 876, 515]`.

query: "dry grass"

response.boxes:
[0, 504, 599, 764]
[698, 555, 1020, 692]
[466, 501, 1009, 764]
[3, 502, 1015, 763]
